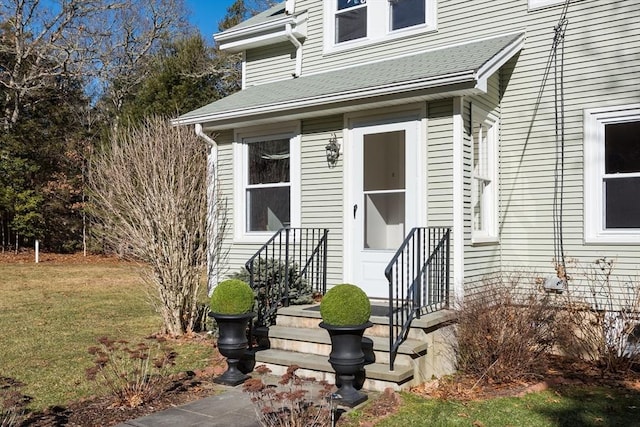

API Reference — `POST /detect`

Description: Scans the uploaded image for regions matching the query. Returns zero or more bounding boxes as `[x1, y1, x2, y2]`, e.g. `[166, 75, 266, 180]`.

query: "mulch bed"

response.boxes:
[411, 354, 640, 401]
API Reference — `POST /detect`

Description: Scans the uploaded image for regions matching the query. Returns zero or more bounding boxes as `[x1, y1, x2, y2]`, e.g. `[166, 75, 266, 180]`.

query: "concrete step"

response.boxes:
[274, 304, 455, 339]
[268, 324, 428, 358]
[254, 348, 414, 391]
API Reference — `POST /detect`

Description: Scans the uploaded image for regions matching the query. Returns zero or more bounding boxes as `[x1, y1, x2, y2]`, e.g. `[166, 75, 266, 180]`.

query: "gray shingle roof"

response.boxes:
[224, 2, 286, 31]
[177, 32, 524, 126]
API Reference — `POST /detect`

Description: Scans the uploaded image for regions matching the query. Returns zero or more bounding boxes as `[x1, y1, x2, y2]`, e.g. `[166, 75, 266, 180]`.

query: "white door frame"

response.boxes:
[342, 109, 426, 298]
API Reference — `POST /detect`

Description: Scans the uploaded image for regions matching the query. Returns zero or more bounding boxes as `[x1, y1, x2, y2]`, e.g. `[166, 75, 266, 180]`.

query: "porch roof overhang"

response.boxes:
[173, 32, 525, 131]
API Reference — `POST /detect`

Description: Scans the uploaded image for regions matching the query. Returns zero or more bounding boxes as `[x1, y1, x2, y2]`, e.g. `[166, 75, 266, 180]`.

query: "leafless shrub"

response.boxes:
[89, 116, 225, 335]
[85, 336, 177, 408]
[455, 273, 559, 384]
[243, 365, 334, 427]
[556, 257, 640, 373]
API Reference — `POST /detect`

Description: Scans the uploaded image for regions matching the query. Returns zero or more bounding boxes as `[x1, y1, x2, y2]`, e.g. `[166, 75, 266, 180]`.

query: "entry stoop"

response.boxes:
[252, 304, 456, 392]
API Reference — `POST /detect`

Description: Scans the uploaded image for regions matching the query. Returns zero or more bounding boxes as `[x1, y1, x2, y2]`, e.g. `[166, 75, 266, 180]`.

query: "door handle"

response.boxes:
[353, 204, 358, 219]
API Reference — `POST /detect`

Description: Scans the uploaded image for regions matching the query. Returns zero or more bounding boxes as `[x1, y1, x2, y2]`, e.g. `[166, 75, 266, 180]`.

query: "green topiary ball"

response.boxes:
[209, 279, 255, 315]
[320, 284, 371, 326]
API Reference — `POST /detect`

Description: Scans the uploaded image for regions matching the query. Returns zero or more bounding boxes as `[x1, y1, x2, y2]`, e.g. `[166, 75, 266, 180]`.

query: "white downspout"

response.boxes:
[285, 22, 302, 77]
[195, 123, 220, 296]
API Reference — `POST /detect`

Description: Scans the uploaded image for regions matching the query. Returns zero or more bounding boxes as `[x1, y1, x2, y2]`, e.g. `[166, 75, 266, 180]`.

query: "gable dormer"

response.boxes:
[215, 2, 307, 85]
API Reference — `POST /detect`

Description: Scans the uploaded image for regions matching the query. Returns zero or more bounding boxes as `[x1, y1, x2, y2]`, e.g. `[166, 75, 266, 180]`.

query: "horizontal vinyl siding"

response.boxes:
[296, 0, 528, 75]
[222, 0, 640, 302]
[426, 99, 454, 226]
[499, 0, 640, 302]
[300, 115, 344, 286]
[213, 131, 260, 279]
[245, 42, 296, 86]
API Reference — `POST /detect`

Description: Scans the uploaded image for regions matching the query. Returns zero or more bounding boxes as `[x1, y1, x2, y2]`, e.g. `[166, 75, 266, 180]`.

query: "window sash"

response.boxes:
[390, 0, 426, 31]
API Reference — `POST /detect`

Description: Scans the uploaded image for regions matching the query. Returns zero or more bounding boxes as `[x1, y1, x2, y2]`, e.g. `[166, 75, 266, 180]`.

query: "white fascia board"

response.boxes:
[215, 13, 307, 53]
[173, 71, 476, 127]
[474, 32, 525, 91]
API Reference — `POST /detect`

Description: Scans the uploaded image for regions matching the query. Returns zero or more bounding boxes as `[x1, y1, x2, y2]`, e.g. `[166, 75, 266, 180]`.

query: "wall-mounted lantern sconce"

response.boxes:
[325, 133, 340, 168]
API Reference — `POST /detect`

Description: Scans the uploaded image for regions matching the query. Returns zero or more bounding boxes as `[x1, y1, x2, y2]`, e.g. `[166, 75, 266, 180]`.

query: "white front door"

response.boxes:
[349, 119, 419, 298]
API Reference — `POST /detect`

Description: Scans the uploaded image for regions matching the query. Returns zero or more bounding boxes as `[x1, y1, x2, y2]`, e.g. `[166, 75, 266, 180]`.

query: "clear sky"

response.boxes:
[185, 0, 238, 42]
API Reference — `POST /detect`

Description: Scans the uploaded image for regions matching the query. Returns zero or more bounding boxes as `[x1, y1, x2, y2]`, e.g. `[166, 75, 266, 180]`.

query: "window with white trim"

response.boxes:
[471, 107, 498, 243]
[326, 0, 436, 51]
[584, 105, 640, 244]
[234, 127, 300, 241]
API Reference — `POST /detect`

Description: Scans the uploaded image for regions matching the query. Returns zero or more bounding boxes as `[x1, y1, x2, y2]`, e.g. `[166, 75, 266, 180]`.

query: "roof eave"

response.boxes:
[172, 72, 479, 129]
[215, 12, 307, 53]
[474, 32, 525, 92]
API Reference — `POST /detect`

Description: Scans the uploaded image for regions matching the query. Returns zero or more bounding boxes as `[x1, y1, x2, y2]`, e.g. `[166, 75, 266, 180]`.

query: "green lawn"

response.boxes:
[0, 261, 214, 411]
[340, 384, 640, 427]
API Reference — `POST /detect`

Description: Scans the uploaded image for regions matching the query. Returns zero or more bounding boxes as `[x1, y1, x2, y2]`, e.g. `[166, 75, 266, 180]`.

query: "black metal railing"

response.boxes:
[384, 227, 450, 370]
[246, 227, 328, 330]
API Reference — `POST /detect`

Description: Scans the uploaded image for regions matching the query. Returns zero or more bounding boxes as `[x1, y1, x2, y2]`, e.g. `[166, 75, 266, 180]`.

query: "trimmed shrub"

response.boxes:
[320, 284, 370, 326]
[209, 279, 254, 315]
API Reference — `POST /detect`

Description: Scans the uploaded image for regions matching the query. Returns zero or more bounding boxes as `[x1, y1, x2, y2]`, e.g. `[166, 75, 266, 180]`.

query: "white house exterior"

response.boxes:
[176, 0, 640, 306]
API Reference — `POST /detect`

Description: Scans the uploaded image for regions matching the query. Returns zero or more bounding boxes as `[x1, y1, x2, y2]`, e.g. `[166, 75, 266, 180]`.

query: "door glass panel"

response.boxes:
[363, 131, 405, 191]
[365, 193, 405, 249]
[363, 130, 406, 250]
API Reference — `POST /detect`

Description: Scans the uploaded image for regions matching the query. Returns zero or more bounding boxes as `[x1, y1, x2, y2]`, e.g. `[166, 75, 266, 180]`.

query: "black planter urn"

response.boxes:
[319, 321, 373, 407]
[209, 312, 255, 386]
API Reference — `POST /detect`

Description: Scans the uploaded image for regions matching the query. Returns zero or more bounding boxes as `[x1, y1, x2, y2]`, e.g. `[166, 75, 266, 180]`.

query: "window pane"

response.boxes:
[391, 0, 426, 30]
[336, 7, 367, 43]
[605, 121, 640, 174]
[473, 179, 487, 232]
[338, 0, 366, 11]
[248, 139, 289, 185]
[247, 187, 290, 232]
[605, 177, 640, 228]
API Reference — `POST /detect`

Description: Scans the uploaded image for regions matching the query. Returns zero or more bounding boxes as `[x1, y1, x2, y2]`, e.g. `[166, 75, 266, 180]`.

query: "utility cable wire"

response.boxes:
[552, 0, 570, 281]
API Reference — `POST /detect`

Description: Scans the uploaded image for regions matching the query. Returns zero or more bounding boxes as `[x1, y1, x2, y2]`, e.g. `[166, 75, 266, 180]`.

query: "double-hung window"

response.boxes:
[326, 0, 436, 51]
[471, 107, 499, 243]
[234, 127, 300, 241]
[584, 105, 640, 243]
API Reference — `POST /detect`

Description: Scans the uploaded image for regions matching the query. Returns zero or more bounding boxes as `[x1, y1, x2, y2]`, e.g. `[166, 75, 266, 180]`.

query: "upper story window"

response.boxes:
[584, 105, 640, 244]
[326, 0, 436, 52]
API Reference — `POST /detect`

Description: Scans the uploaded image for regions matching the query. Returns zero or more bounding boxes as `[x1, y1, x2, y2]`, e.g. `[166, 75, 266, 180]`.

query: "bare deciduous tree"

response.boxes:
[0, 0, 189, 127]
[89, 116, 215, 335]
